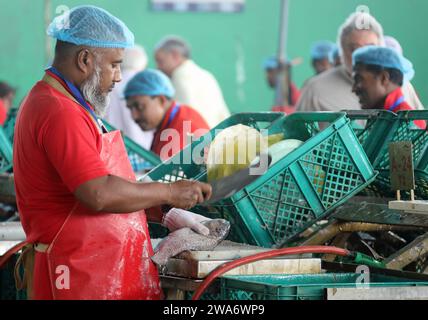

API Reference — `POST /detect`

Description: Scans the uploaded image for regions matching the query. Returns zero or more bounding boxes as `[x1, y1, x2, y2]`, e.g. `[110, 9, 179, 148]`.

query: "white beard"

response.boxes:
[80, 66, 110, 118]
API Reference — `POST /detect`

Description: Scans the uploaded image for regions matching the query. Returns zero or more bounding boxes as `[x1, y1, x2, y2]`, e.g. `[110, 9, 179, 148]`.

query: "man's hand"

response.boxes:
[162, 208, 211, 236]
[73, 176, 211, 216]
[168, 180, 212, 209]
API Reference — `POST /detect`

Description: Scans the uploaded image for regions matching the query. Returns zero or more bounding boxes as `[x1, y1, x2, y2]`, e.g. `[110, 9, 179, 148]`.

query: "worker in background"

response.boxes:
[13, 5, 212, 300]
[330, 46, 342, 67]
[263, 56, 300, 114]
[300, 41, 337, 90]
[263, 56, 301, 104]
[310, 40, 337, 75]
[105, 45, 154, 150]
[124, 69, 209, 161]
[154, 36, 230, 128]
[384, 35, 403, 55]
[384, 35, 424, 110]
[296, 12, 424, 112]
[0, 81, 16, 126]
[352, 46, 425, 129]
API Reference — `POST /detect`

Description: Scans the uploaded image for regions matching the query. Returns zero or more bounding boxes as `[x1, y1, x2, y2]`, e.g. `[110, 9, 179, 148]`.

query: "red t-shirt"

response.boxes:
[13, 80, 110, 244]
[384, 87, 426, 129]
[151, 102, 210, 160]
[270, 82, 300, 114]
[0, 99, 7, 126]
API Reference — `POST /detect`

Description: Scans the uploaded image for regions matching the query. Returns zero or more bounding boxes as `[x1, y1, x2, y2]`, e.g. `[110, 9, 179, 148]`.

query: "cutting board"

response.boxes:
[175, 240, 270, 261]
[164, 257, 322, 279]
[159, 240, 320, 279]
[175, 241, 312, 261]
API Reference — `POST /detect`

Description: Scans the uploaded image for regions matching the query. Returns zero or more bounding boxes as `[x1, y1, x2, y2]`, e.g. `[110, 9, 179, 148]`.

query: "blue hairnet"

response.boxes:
[352, 45, 414, 82]
[329, 46, 340, 63]
[311, 41, 337, 62]
[263, 56, 279, 70]
[384, 35, 403, 55]
[262, 56, 292, 70]
[124, 69, 176, 99]
[47, 5, 134, 48]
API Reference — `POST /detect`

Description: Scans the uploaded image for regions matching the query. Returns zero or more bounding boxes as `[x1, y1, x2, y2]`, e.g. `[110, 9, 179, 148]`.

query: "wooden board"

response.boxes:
[0, 241, 21, 256]
[389, 200, 428, 214]
[176, 240, 270, 261]
[333, 202, 428, 227]
[389, 141, 415, 191]
[327, 287, 428, 300]
[163, 258, 321, 279]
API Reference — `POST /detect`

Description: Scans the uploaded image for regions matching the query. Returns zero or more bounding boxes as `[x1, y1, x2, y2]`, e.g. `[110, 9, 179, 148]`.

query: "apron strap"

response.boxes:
[166, 103, 180, 127]
[43, 70, 108, 134]
[388, 96, 405, 112]
[43, 74, 80, 105]
[14, 243, 35, 299]
[0, 241, 34, 300]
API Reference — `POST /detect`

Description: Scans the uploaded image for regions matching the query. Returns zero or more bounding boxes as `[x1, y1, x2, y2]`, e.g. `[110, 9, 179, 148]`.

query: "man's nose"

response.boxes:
[114, 67, 122, 83]
[130, 108, 139, 120]
[352, 82, 359, 93]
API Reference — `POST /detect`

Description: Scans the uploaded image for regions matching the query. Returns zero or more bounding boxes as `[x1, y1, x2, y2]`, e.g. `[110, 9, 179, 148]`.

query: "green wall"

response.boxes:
[1, 0, 427, 112]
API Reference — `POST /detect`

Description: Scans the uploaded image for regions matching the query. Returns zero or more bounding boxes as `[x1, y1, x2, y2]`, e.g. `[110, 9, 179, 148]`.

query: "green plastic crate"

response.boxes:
[409, 113, 428, 199]
[346, 110, 398, 198]
[346, 110, 397, 164]
[103, 121, 161, 172]
[0, 126, 13, 174]
[185, 290, 222, 301]
[367, 111, 428, 199]
[147, 112, 376, 247]
[220, 273, 428, 300]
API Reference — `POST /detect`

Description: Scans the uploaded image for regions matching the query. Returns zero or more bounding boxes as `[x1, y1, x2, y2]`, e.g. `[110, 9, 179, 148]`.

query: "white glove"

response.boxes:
[162, 208, 211, 236]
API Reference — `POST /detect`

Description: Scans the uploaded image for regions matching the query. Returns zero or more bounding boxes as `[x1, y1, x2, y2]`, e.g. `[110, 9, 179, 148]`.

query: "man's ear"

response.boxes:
[380, 70, 390, 86]
[76, 49, 94, 75]
[157, 95, 168, 106]
[171, 50, 184, 64]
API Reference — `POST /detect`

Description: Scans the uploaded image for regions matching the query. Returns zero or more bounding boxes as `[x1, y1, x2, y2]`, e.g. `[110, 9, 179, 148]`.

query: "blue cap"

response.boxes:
[310, 41, 337, 63]
[353, 45, 414, 82]
[263, 56, 279, 70]
[124, 69, 176, 99]
[329, 46, 340, 63]
[47, 5, 134, 48]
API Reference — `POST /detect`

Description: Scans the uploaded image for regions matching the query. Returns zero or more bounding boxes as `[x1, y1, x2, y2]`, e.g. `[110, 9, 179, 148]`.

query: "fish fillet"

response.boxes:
[151, 219, 230, 269]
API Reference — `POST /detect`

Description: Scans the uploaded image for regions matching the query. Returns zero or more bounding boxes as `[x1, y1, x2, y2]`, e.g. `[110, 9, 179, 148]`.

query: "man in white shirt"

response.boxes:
[297, 12, 424, 112]
[154, 36, 230, 128]
[105, 45, 154, 149]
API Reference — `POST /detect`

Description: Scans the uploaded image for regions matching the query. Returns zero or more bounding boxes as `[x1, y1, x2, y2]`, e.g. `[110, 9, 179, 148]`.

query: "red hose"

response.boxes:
[0, 241, 27, 269]
[191, 245, 350, 300]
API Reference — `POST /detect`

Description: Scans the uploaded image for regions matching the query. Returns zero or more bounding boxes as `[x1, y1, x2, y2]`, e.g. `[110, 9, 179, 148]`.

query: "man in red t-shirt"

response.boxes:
[263, 56, 300, 114]
[0, 99, 6, 126]
[352, 45, 425, 129]
[13, 5, 212, 300]
[0, 81, 16, 126]
[124, 69, 210, 160]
